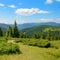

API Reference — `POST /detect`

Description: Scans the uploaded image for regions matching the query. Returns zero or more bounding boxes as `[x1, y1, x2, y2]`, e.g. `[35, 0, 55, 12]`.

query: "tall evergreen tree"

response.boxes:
[13, 21, 19, 38]
[0, 27, 3, 36]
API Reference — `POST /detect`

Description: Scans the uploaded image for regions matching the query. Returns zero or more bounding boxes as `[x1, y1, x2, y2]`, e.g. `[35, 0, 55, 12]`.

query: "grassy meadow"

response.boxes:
[0, 38, 60, 60]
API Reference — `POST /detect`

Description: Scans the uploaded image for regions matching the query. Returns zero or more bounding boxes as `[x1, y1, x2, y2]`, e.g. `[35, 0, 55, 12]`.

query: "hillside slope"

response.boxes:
[21, 25, 60, 35]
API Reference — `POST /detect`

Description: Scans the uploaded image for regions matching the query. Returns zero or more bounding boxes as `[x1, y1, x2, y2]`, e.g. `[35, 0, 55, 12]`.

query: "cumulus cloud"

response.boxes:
[16, 8, 50, 16]
[0, 3, 5, 7]
[46, 0, 53, 4]
[8, 5, 16, 8]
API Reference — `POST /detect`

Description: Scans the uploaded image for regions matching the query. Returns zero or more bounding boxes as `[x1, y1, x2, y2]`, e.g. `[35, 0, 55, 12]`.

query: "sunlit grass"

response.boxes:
[0, 42, 60, 60]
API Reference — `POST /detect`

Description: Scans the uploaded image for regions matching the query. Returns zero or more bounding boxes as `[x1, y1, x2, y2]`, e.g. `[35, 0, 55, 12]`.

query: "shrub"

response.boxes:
[44, 43, 51, 48]
[15, 38, 51, 48]
[36, 40, 51, 48]
[0, 37, 7, 43]
[0, 42, 21, 55]
[50, 41, 60, 49]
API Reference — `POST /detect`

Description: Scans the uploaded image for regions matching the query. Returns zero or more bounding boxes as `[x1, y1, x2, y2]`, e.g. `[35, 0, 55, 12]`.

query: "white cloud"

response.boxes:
[16, 8, 50, 16]
[0, 3, 5, 7]
[36, 18, 54, 23]
[56, 0, 60, 2]
[46, 0, 53, 4]
[0, 19, 15, 24]
[0, 18, 60, 24]
[8, 5, 16, 8]
[37, 18, 60, 23]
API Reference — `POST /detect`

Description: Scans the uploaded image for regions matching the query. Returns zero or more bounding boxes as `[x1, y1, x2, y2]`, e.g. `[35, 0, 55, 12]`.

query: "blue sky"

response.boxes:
[0, 0, 60, 24]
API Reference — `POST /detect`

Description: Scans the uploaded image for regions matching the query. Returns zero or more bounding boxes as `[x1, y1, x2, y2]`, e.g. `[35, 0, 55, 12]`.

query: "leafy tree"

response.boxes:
[13, 21, 19, 38]
[0, 27, 3, 36]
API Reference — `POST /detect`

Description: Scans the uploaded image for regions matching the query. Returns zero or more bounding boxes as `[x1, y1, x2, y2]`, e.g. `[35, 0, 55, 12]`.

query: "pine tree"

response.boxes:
[13, 21, 19, 38]
[5, 26, 12, 37]
[0, 27, 3, 36]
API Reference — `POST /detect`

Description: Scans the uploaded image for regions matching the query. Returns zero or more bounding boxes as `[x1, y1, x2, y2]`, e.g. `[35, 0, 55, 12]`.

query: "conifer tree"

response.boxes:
[0, 27, 3, 36]
[13, 21, 19, 38]
[5, 26, 12, 37]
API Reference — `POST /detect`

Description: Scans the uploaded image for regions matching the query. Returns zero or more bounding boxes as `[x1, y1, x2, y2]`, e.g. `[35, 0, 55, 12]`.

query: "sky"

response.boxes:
[0, 0, 60, 24]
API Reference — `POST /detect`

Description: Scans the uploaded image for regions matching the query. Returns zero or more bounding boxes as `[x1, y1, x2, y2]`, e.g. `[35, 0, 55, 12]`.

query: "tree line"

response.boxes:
[0, 21, 19, 38]
[0, 21, 60, 40]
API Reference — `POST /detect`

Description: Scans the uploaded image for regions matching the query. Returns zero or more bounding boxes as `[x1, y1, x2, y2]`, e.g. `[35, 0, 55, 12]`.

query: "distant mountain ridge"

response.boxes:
[18, 22, 60, 30]
[21, 25, 60, 36]
[0, 22, 60, 31]
[0, 23, 9, 31]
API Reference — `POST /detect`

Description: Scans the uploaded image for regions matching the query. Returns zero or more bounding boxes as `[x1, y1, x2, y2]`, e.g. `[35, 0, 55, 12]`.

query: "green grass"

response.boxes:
[0, 42, 60, 60]
[0, 38, 60, 60]
[50, 40, 60, 48]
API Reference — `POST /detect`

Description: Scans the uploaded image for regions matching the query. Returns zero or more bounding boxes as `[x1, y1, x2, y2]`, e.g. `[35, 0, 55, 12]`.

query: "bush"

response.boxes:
[0, 37, 7, 43]
[50, 41, 60, 49]
[35, 40, 50, 48]
[44, 43, 51, 48]
[0, 42, 21, 55]
[15, 38, 51, 48]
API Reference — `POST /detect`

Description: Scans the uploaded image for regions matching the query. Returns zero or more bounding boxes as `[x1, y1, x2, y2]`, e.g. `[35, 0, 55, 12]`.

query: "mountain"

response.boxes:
[18, 23, 39, 30]
[0, 23, 9, 31]
[20, 25, 51, 33]
[0, 22, 60, 31]
[21, 25, 60, 35]
[18, 22, 60, 30]
[39, 22, 60, 26]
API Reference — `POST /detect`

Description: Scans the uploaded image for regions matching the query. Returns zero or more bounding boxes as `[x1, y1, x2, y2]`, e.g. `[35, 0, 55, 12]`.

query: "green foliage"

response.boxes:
[21, 25, 50, 35]
[0, 42, 60, 60]
[5, 26, 13, 37]
[20, 32, 29, 38]
[0, 42, 21, 55]
[0, 27, 3, 36]
[0, 37, 7, 43]
[15, 38, 51, 48]
[13, 21, 19, 38]
[50, 40, 60, 49]
[21, 25, 60, 40]
[14, 38, 60, 49]
[35, 40, 51, 48]
[32, 32, 40, 39]
[5, 21, 20, 38]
